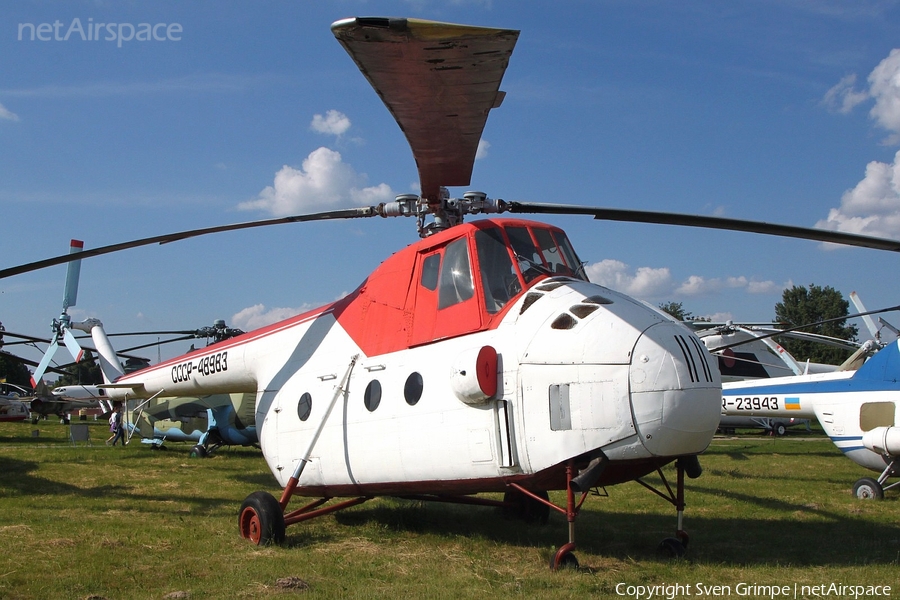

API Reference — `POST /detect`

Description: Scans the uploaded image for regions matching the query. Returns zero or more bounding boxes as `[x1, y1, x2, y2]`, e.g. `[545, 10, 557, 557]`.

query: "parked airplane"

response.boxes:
[4, 17, 900, 569]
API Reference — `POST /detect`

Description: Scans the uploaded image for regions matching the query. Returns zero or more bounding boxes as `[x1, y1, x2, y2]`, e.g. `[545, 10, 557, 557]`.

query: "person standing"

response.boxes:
[108, 404, 126, 446]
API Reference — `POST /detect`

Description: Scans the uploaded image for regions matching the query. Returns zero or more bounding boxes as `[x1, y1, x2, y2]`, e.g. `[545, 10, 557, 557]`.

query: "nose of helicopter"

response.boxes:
[628, 322, 721, 457]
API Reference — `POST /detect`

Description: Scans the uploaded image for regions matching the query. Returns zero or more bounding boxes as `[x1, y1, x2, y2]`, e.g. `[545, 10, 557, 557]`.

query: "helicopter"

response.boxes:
[18, 245, 258, 455]
[4, 17, 900, 570]
[710, 296, 900, 499]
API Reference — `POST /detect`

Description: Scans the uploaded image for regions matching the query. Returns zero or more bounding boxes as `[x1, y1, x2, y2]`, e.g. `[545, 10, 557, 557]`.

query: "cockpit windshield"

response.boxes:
[474, 223, 587, 314]
[506, 225, 585, 281]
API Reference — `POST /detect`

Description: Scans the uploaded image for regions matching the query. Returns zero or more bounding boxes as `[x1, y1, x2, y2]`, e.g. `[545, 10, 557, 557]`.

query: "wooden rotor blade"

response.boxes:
[503, 202, 900, 253]
[332, 17, 519, 200]
[0, 207, 376, 279]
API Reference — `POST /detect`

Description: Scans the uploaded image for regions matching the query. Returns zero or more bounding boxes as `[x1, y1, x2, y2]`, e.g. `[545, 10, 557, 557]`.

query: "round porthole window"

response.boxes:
[297, 392, 312, 421]
[404, 372, 423, 406]
[364, 380, 382, 412]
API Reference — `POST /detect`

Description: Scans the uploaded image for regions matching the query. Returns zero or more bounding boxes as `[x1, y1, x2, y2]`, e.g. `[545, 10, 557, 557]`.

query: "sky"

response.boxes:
[3, 0, 900, 373]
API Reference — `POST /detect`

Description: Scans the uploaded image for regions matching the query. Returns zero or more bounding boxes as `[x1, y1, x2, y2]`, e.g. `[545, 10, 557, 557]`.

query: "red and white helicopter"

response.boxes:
[4, 17, 900, 569]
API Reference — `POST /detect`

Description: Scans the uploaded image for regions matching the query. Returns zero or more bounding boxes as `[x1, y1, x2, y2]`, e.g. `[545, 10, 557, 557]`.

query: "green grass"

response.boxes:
[1, 421, 897, 599]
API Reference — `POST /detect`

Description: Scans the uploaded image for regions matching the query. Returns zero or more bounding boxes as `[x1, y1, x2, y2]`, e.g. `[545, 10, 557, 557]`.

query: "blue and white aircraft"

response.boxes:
[721, 340, 900, 499]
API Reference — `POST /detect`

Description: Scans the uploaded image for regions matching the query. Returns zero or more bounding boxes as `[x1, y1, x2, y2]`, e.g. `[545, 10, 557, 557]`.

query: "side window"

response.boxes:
[421, 253, 440, 291]
[438, 237, 475, 309]
[476, 228, 521, 313]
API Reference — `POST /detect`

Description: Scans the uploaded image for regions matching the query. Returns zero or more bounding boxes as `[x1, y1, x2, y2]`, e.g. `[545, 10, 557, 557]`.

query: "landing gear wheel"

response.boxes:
[189, 444, 208, 458]
[239, 491, 285, 545]
[501, 489, 550, 525]
[676, 530, 690, 548]
[774, 423, 787, 436]
[550, 543, 579, 570]
[657, 537, 686, 558]
[853, 477, 884, 500]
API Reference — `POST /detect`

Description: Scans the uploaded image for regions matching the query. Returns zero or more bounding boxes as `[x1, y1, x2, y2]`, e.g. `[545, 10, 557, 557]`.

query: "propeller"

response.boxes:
[29, 240, 86, 387]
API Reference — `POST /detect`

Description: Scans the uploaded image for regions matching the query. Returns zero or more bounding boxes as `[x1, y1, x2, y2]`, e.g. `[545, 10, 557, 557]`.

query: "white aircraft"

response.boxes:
[5, 17, 900, 569]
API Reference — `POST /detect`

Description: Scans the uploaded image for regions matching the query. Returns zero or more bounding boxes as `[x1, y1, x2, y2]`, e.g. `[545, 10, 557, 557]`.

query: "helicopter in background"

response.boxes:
[706, 296, 900, 499]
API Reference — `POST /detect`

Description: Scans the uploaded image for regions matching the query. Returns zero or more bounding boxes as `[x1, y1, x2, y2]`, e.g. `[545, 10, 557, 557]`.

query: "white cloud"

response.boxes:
[816, 149, 900, 239]
[239, 146, 395, 216]
[823, 48, 900, 142]
[746, 280, 780, 294]
[0, 103, 19, 121]
[231, 304, 306, 331]
[311, 110, 351, 136]
[585, 259, 673, 297]
[585, 259, 780, 300]
[475, 139, 490, 160]
[822, 74, 869, 114]
[867, 49, 900, 141]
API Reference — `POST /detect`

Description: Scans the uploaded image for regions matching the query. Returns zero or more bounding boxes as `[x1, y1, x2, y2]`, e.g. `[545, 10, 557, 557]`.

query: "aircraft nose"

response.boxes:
[629, 322, 721, 457]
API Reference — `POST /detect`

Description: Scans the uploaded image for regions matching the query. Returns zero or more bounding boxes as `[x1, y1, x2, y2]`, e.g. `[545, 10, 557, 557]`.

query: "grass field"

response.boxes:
[1, 420, 897, 599]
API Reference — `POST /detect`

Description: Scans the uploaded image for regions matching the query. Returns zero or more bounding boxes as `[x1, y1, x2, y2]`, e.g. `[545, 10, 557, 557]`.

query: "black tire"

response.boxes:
[657, 537, 686, 558]
[501, 489, 550, 525]
[774, 423, 787, 436]
[549, 550, 579, 570]
[853, 477, 884, 500]
[189, 444, 208, 458]
[239, 491, 285, 545]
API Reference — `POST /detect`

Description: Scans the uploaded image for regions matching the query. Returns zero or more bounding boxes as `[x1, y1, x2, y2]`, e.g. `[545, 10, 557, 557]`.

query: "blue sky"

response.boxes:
[3, 1, 900, 370]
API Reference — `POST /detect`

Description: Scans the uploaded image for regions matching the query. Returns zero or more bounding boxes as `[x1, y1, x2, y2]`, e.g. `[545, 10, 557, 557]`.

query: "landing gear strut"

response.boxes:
[635, 456, 700, 559]
[853, 458, 898, 500]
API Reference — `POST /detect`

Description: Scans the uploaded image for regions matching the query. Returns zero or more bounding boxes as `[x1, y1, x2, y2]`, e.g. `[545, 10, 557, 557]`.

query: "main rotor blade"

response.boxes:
[708, 304, 900, 353]
[62, 239, 83, 311]
[31, 339, 59, 387]
[333, 17, 519, 201]
[0, 207, 376, 279]
[504, 202, 900, 253]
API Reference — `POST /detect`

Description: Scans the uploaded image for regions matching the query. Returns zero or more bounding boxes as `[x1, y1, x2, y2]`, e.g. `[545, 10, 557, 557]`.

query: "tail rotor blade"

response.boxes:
[62, 239, 84, 311]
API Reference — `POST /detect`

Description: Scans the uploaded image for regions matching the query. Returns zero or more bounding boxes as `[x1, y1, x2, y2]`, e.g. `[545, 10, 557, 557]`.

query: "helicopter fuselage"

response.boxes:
[108, 218, 722, 496]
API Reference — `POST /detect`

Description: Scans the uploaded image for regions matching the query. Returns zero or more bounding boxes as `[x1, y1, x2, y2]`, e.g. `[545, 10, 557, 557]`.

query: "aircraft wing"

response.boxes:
[332, 17, 519, 201]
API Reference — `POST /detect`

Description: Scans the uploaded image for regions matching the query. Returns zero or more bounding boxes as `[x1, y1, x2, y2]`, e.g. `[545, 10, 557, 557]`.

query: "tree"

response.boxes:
[55, 349, 104, 386]
[0, 352, 32, 388]
[774, 284, 858, 365]
[659, 301, 694, 321]
[658, 301, 709, 322]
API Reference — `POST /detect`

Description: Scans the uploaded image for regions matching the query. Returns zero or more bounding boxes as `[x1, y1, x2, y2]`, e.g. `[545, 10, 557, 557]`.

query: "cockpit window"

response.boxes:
[553, 230, 586, 281]
[438, 237, 475, 309]
[505, 226, 545, 284]
[533, 228, 586, 280]
[476, 228, 521, 313]
[533, 228, 568, 275]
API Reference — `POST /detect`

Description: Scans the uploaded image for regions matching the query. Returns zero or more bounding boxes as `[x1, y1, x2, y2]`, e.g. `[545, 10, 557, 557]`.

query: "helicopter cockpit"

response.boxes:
[337, 218, 588, 354]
